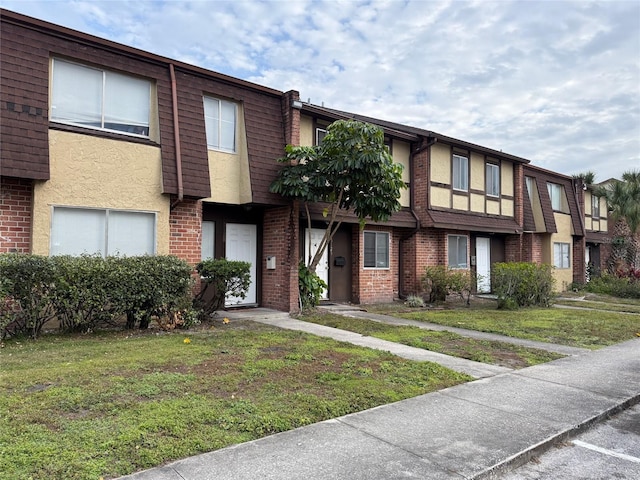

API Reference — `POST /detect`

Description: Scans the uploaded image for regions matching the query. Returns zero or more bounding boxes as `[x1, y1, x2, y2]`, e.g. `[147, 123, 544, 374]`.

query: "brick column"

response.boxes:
[282, 90, 301, 146]
[262, 203, 300, 312]
[169, 198, 202, 265]
[0, 177, 33, 253]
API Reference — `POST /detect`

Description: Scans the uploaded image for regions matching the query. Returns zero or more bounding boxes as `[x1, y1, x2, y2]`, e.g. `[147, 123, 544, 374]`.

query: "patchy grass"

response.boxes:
[391, 305, 640, 349]
[299, 312, 563, 368]
[0, 321, 469, 480]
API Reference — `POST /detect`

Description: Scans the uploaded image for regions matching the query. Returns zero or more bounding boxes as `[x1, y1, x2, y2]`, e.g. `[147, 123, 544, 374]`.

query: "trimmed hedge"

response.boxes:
[195, 258, 251, 317]
[421, 266, 474, 304]
[0, 254, 194, 338]
[492, 262, 555, 309]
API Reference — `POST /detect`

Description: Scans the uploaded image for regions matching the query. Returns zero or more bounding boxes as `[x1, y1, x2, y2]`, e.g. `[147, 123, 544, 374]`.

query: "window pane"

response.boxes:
[107, 211, 155, 256]
[448, 235, 467, 268]
[51, 208, 105, 256]
[203, 97, 220, 148]
[525, 177, 534, 201]
[104, 71, 150, 134]
[201, 221, 215, 260]
[486, 164, 499, 196]
[376, 233, 389, 268]
[453, 155, 468, 191]
[52, 60, 102, 127]
[548, 183, 562, 210]
[364, 232, 376, 267]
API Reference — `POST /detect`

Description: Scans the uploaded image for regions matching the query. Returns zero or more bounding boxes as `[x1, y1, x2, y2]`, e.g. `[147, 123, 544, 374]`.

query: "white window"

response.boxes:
[364, 231, 389, 268]
[591, 195, 600, 218]
[448, 235, 468, 268]
[204, 97, 236, 152]
[486, 163, 500, 197]
[201, 221, 215, 260]
[51, 58, 151, 136]
[452, 154, 469, 191]
[554, 242, 570, 269]
[316, 128, 327, 145]
[547, 183, 564, 211]
[50, 207, 155, 257]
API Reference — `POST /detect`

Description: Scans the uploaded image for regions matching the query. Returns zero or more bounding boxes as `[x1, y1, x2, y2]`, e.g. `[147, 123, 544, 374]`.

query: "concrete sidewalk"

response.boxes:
[118, 311, 640, 480]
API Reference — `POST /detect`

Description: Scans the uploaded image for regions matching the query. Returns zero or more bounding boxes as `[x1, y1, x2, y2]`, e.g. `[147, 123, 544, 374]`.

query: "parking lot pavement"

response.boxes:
[498, 403, 640, 479]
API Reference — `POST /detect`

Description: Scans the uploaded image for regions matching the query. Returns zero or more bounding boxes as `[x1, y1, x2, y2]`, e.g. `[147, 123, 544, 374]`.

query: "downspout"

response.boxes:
[169, 63, 184, 209]
[399, 136, 437, 298]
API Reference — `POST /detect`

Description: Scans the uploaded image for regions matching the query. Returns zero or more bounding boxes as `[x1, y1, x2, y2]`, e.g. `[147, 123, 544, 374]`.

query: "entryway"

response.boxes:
[226, 223, 257, 305]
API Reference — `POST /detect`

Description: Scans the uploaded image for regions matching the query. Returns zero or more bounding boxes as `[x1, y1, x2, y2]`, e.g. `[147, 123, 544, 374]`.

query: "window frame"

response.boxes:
[486, 163, 500, 197]
[553, 242, 571, 269]
[50, 206, 157, 257]
[452, 154, 469, 192]
[50, 58, 151, 138]
[363, 231, 390, 269]
[447, 234, 468, 269]
[203, 96, 237, 153]
[201, 221, 216, 261]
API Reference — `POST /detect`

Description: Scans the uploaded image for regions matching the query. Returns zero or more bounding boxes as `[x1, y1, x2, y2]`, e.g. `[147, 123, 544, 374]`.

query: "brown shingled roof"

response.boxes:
[425, 209, 522, 234]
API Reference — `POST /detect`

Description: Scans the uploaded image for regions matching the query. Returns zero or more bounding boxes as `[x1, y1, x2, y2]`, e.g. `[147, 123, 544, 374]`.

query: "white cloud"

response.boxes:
[2, 0, 639, 180]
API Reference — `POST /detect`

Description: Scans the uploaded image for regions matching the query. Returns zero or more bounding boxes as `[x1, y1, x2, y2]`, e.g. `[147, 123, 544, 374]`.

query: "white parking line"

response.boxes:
[573, 440, 640, 464]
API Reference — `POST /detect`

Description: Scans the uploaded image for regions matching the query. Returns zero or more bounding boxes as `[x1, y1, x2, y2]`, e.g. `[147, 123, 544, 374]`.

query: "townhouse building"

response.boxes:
[0, 8, 299, 312]
[1, 9, 606, 312]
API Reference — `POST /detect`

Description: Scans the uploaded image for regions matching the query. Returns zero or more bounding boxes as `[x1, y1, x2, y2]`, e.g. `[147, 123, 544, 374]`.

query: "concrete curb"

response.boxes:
[473, 393, 640, 479]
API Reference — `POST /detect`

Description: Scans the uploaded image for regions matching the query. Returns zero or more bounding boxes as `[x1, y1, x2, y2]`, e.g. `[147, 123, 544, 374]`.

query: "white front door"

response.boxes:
[476, 237, 491, 293]
[305, 228, 329, 299]
[225, 223, 257, 306]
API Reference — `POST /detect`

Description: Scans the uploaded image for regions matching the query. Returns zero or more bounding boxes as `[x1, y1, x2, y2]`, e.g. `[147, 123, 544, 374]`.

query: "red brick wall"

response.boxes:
[522, 233, 544, 264]
[352, 225, 399, 304]
[505, 235, 522, 263]
[169, 198, 202, 265]
[262, 203, 299, 312]
[0, 177, 32, 253]
[573, 236, 586, 283]
[401, 228, 447, 295]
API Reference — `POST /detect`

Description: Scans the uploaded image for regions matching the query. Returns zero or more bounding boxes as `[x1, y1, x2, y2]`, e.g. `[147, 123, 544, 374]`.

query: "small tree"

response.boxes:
[270, 119, 405, 273]
[594, 170, 640, 270]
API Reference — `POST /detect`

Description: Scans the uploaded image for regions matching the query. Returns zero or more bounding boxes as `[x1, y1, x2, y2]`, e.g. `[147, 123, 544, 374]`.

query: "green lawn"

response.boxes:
[299, 312, 563, 368]
[394, 305, 640, 349]
[0, 322, 469, 480]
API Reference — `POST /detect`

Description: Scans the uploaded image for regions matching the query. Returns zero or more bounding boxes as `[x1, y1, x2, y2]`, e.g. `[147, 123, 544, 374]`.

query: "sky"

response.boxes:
[2, 0, 639, 180]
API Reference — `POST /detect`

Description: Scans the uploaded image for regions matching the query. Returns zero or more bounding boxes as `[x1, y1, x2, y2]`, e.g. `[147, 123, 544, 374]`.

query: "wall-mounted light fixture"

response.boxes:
[291, 100, 303, 109]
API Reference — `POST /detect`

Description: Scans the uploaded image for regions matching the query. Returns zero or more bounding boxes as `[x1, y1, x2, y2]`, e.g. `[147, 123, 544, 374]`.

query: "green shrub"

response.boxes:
[109, 256, 194, 329]
[195, 258, 251, 317]
[0, 254, 58, 338]
[492, 262, 555, 309]
[421, 266, 474, 304]
[49, 255, 115, 332]
[298, 262, 327, 310]
[584, 273, 640, 299]
[0, 254, 194, 337]
[404, 295, 425, 308]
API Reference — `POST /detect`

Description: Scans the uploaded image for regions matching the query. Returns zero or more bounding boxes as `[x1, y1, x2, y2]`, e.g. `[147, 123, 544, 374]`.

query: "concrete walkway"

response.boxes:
[118, 309, 640, 480]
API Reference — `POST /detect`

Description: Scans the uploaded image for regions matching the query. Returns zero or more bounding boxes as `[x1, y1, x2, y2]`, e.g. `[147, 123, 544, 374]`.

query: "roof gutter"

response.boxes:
[169, 63, 184, 209]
